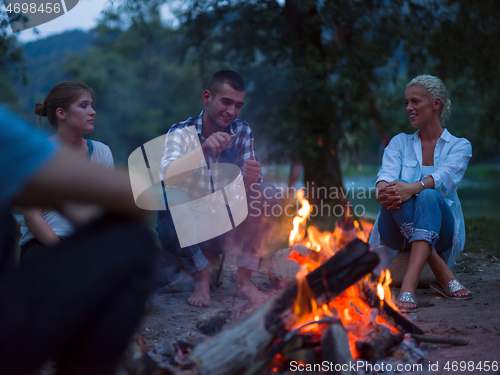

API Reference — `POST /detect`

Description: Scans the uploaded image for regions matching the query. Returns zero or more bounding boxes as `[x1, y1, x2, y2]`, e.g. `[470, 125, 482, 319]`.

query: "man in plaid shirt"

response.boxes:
[157, 70, 281, 307]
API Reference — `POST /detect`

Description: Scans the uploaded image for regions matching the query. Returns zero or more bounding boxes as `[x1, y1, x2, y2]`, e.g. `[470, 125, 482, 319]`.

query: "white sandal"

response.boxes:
[429, 279, 472, 300]
[397, 291, 418, 313]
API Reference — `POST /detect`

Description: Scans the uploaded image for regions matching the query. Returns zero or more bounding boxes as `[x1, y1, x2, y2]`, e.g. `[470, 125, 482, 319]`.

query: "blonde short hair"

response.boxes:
[406, 75, 451, 124]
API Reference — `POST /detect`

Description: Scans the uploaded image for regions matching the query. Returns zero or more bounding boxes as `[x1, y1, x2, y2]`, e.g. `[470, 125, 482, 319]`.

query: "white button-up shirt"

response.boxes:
[369, 129, 472, 270]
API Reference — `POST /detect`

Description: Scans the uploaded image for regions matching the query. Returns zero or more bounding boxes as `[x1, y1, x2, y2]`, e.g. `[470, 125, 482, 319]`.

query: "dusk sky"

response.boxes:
[11, 0, 178, 43]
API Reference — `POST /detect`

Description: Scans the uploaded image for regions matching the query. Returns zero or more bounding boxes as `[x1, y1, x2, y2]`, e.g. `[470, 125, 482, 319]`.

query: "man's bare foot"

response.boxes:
[234, 268, 268, 305]
[188, 268, 210, 307]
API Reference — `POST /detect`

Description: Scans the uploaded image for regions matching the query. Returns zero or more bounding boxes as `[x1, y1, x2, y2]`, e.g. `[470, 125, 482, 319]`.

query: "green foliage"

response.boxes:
[16, 30, 93, 119]
[464, 217, 500, 258]
[166, 0, 433, 208]
[65, 5, 203, 162]
[2, 0, 500, 174]
[0, 12, 24, 107]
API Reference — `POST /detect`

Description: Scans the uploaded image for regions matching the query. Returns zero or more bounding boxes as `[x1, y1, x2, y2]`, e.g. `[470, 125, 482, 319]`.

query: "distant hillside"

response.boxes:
[17, 29, 93, 118]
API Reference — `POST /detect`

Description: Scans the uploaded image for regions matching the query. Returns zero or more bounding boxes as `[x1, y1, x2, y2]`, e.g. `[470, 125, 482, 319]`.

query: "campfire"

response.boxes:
[147, 190, 454, 375]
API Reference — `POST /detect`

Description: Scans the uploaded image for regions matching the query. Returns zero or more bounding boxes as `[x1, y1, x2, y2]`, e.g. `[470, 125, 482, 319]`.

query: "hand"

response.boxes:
[386, 181, 416, 204]
[59, 202, 105, 227]
[377, 183, 402, 209]
[242, 159, 261, 184]
[202, 132, 235, 155]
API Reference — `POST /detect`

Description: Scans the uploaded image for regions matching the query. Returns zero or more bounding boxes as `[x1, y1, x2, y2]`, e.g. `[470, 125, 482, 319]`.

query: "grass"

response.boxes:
[463, 217, 500, 258]
[463, 163, 500, 175]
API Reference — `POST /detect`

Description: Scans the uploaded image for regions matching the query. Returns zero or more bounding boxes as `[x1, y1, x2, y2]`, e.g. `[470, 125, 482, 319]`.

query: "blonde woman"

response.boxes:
[19, 81, 113, 259]
[370, 75, 472, 313]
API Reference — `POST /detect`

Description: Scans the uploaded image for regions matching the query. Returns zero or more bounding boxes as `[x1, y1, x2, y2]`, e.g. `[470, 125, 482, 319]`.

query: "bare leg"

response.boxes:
[233, 268, 268, 305]
[427, 249, 471, 297]
[398, 240, 431, 310]
[187, 266, 210, 307]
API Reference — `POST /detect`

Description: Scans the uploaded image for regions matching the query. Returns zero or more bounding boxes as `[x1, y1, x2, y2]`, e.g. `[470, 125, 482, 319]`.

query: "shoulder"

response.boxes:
[166, 117, 199, 146]
[442, 129, 472, 152]
[169, 117, 196, 132]
[0, 104, 58, 206]
[89, 139, 112, 154]
[232, 119, 253, 137]
[387, 132, 411, 148]
[88, 140, 114, 167]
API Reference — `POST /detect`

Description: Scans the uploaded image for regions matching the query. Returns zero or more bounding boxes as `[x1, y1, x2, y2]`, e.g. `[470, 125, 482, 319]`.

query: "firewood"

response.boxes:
[354, 323, 403, 362]
[188, 239, 379, 375]
[321, 324, 355, 375]
[358, 281, 424, 335]
[281, 334, 320, 363]
[265, 239, 379, 338]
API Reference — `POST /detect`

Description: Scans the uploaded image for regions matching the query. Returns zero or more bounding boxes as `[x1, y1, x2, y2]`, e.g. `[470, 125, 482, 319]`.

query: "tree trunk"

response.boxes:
[283, 0, 345, 216]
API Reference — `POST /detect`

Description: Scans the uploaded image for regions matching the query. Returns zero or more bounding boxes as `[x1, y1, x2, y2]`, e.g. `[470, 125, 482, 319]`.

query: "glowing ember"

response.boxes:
[286, 192, 399, 360]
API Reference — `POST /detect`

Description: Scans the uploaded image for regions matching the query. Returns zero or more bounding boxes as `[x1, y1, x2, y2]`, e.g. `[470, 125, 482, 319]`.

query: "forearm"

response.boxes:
[162, 148, 204, 185]
[23, 208, 61, 246]
[407, 175, 435, 196]
[421, 175, 434, 190]
[13, 146, 149, 220]
[375, 181, 388, 204]
[243, 173, 260, 189]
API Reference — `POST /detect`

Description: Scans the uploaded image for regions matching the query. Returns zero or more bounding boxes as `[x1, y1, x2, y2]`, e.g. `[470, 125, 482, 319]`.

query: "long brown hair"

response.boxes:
[34, 81, 95, 128]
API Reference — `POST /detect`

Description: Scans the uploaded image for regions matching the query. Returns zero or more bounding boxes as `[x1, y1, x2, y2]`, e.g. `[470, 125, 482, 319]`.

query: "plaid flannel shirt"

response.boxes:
[160, 111, 263, 200]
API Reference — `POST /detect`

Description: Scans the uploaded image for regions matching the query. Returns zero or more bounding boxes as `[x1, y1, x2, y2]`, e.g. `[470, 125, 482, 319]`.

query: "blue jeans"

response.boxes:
[157, 183, 281, 273]
[378, 188, 454, 262]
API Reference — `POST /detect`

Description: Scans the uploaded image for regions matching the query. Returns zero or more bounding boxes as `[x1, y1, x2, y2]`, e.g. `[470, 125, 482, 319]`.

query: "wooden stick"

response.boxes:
[358, 280, 424, 334]
[243, 317, 339, 375]
[214, 254, 225, 287]
[188, 239, 379, 375]
[250, 138, 254, 160]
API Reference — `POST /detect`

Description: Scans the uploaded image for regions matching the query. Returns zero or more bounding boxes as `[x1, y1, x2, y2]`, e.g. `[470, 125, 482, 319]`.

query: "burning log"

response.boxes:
[188, 239, 379, 375]
[321, 323, 355, 375]
[354, 324, 403, 362]
[358, 281, 424, 335]
[281, 331, 321, 364]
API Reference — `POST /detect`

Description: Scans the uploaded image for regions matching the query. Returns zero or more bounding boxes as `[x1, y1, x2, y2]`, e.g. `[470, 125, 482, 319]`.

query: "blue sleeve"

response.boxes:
[0, 104, 58, 208]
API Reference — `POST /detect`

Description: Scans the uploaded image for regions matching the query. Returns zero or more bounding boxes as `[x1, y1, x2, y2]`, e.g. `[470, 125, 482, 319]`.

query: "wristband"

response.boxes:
[420, 180, 425, 191]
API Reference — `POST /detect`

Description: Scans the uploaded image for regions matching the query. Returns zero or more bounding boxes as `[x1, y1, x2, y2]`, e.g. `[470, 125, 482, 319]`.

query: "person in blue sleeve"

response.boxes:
[369, 75, 472, 313]
[0, 103, 155, 375]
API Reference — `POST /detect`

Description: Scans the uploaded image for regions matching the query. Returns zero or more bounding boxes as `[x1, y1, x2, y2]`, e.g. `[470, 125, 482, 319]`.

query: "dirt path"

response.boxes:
[139, 250, 500, 375]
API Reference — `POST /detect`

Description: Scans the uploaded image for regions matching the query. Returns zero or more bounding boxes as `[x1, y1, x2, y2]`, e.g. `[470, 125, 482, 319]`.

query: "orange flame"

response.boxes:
[378, 269, 396, 309]
[288, 190, 311, 246]
[285, 191, 400, 360]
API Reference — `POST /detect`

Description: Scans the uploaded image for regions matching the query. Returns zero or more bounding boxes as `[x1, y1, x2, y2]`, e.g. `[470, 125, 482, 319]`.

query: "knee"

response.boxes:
[417, 188, 440, 202]
[164, 188, 191, 208]
[156, 210, 176, 247]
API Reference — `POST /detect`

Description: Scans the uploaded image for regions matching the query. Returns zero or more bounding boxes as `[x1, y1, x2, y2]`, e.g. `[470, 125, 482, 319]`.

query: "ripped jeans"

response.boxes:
[378, 188, 454, 261]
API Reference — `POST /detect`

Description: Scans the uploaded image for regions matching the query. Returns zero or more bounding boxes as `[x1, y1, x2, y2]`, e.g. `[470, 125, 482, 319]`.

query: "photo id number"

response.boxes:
[5, 2, 61, 14]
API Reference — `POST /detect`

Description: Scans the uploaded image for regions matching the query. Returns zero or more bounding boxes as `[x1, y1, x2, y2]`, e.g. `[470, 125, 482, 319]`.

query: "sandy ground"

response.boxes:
[138, 249, 500, 375]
